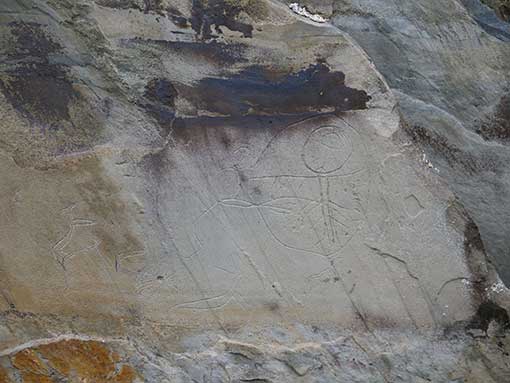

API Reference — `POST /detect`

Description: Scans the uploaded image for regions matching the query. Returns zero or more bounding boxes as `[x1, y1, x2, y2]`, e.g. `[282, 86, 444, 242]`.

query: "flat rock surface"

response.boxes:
[331, 0, 510, 284]
[0, 0, 509, 381]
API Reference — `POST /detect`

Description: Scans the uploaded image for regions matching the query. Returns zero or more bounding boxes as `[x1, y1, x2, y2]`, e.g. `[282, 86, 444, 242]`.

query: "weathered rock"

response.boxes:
[0, 0, 509, 381]
[481, 0, 510, 21]
[330, 0, 510, 286]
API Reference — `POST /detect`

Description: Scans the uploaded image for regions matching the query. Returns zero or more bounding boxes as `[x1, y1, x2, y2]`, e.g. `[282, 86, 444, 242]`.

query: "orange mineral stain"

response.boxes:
[36, 340, 115, 380]
[10, 349, 53, 382]
[114, 365, 139, 383]
[0, 365, 12, 383]
[11, 349, 48, 375]
[6, 339, 139, 382]
[18, 372, 54, 383]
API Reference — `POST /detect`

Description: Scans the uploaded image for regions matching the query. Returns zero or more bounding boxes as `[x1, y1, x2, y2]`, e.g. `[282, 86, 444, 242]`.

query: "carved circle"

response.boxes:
[302, 125, 353, 174]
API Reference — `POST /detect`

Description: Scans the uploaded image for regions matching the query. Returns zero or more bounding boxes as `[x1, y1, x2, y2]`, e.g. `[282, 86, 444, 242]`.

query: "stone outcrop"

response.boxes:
[0, 0, 509, 381]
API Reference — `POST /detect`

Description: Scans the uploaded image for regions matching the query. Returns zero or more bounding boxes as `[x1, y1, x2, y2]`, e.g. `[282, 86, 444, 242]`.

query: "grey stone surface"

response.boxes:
[330, 0, 510, 286]
[0, 0, 509, 381]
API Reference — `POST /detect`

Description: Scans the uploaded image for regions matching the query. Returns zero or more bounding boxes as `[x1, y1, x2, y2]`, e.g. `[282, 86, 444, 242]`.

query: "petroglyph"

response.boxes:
[0, 0, 508, 380]
[134, 113, 477, 327]
[404, 194, 424, 218]
[302, 126, 354, 174]
[0, 0, 495, 352]
[52, 205, 98, 271]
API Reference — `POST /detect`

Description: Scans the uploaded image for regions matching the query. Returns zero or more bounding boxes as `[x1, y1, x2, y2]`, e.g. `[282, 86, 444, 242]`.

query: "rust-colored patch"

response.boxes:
[0, 365, 12, 383]
[114, 365, 139, 382]
[19, 372, 54, 383]
[8, 339, 140, 383]
[11, 349, 48, 375]
[9, 348, 54, 382]
[112, 351, 121, 362]
[37, 340, 115, 380]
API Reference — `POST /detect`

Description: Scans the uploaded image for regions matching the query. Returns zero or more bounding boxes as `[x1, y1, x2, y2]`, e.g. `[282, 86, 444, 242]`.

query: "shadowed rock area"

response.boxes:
[1, 0, 510, 381]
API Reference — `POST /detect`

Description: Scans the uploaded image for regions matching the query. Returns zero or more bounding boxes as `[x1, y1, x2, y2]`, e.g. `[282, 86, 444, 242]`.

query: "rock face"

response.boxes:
[0, 0, 509, 381]
[328, 0, 510, 284]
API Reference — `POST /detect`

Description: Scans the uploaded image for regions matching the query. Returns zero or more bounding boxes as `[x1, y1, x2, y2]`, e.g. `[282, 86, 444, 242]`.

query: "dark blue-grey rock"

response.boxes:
[330, 0, 510, 286]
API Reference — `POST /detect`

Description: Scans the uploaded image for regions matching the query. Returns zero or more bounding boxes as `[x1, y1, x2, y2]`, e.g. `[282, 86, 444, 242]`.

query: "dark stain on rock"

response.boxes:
[140, 145, 170, 184]
[191, 0, 256, 38]
[1, 64, 77, 128]
[238, 171, 248, 182]
[464, 218, 486, 255]
[122, 38, 248, 65]
[168, 17, 189, 28]
[142, 0, 189, 25]
[144, 78, 177, 106]
[140, 78, 177, 137]
[476, 93, 510, 143]
[446, 201, 510, 338]
[166, 8, 190, 28]
[5, 21, 60, 61]
[447, 200, 491, 304]
[143, 0, 165, 13]
[143, 104, 176, 137]
[96, 0, 189, 27]
[95, 0, 144, 11]
[404, 123, 499, 175]
[168, 114, 313, 146]
[265, 301, 280, 312]
[138, 64, 369, 147]
[96, 0, 179, 16]
[0, 22, 104, 159]
[181, 63, 371, 116]
[148, 2, 190, 29]
[0, 22, 76, 127]
[163, 40, 247, 64]
[462, 0, 510, 40]
[481, 0, 510, 21]
[501, 5, 510, 20]
[469, 301, 510, 334]
[463, 216, 490, 304]
[220, 130, 233, 148]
